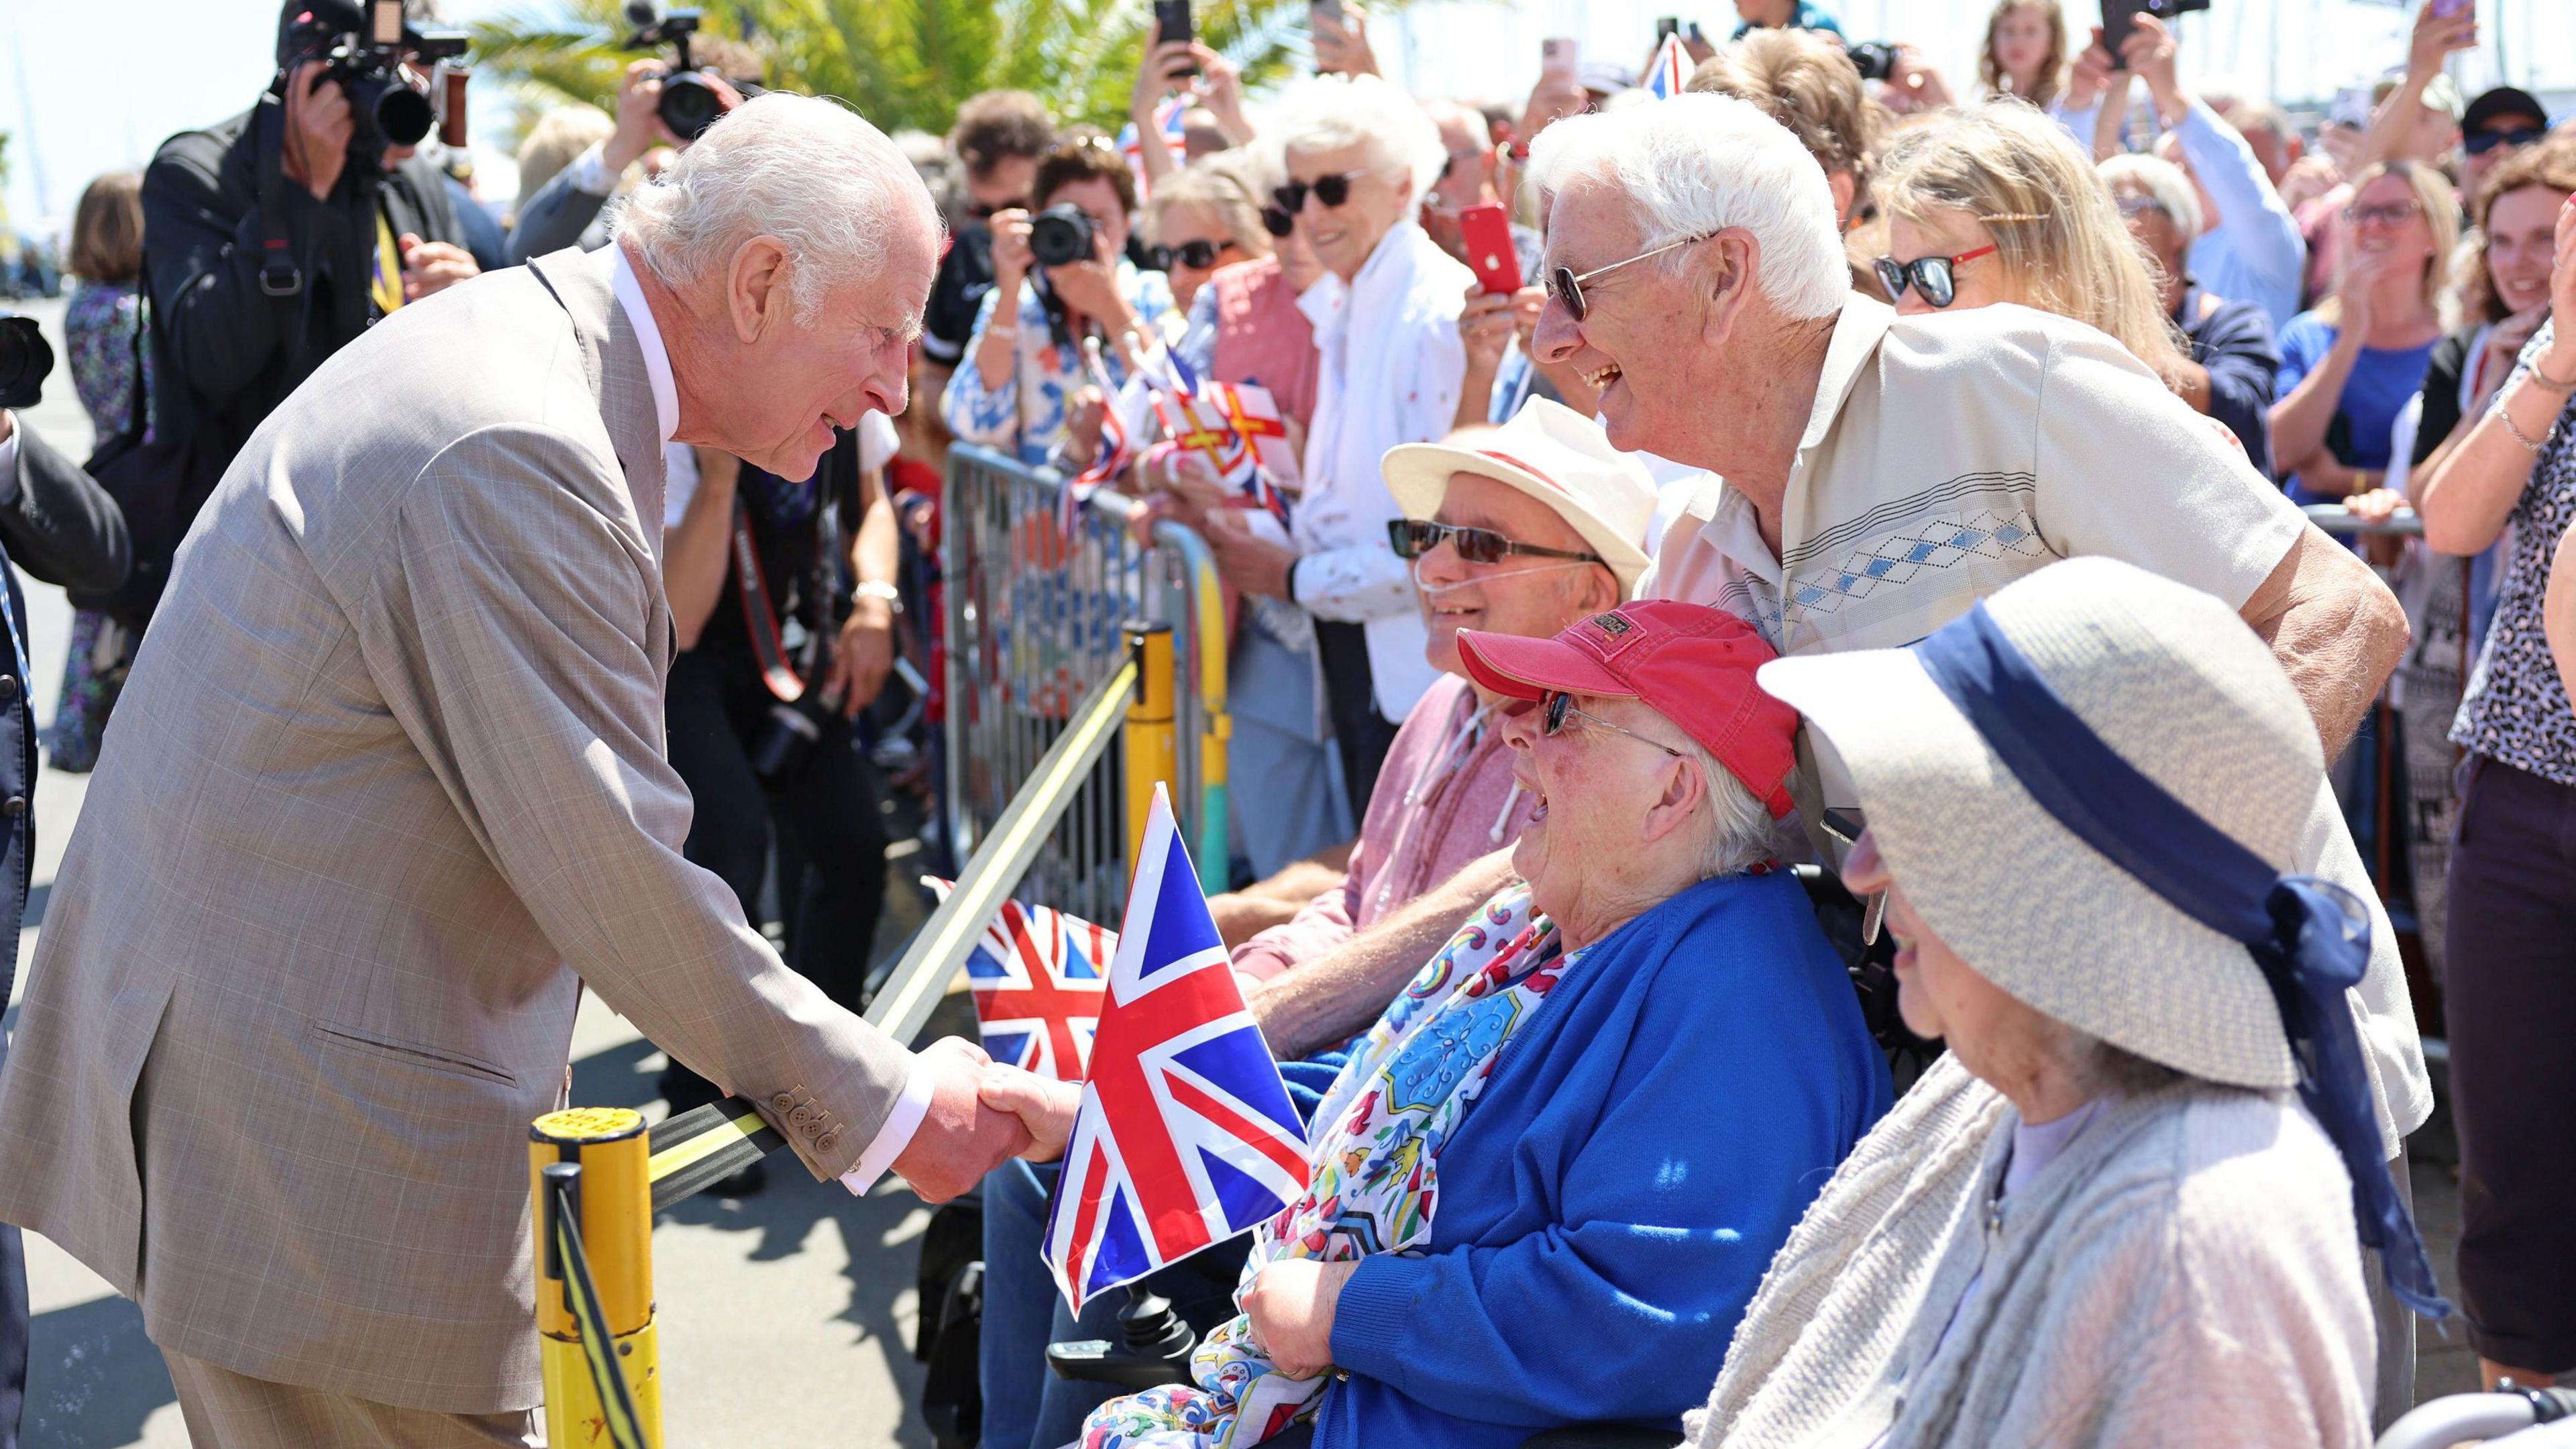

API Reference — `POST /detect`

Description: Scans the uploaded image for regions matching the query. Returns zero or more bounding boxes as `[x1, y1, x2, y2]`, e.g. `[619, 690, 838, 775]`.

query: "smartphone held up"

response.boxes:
[1154, 0, 1201, 75]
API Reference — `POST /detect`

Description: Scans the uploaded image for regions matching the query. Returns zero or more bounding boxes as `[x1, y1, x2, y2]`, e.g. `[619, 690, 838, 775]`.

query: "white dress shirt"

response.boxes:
[606, 246, 934, 1193]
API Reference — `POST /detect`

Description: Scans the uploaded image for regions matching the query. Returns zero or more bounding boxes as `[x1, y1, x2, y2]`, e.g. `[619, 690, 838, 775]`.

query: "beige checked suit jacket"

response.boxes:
[0, 246, 912, 1413]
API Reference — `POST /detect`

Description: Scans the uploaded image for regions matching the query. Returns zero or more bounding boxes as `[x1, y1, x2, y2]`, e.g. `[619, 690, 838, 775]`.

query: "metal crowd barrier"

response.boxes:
[941, 443, 1230, 922]
[526, 447, 1236, 1445]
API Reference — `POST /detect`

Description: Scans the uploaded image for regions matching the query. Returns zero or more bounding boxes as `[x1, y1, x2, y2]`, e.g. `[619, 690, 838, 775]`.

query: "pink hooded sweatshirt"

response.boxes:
[1232, 674, 1538, 981]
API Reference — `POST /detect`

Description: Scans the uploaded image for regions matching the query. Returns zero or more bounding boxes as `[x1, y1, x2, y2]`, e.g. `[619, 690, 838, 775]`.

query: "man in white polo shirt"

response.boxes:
[1523, 92, 2428, 1420]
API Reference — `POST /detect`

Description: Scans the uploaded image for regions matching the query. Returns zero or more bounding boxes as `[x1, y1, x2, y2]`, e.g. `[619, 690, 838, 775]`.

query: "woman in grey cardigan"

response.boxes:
[1690, 556, 2453, 1449]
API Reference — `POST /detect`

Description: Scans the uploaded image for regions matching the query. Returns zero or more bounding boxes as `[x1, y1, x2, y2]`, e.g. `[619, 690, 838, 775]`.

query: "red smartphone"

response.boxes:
[1460, 203, 1521, 295]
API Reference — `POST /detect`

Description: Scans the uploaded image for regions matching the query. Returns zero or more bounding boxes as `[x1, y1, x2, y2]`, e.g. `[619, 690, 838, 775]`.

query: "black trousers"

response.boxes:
[1, 1223, 22, 1449]
[2446, 754, 2576, 1373]
[1312, 619, 1400, 826]
[661, 646, 890, 1113]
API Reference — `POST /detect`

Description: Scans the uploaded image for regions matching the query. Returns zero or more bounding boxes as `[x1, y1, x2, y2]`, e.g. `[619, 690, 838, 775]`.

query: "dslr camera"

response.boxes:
[286, 0, 471, 156]
[0, 315, 52, 412]
[1845, 42, 1900, 83]
[622, 2, 743, 142]
[1029, 205, 1099, 268]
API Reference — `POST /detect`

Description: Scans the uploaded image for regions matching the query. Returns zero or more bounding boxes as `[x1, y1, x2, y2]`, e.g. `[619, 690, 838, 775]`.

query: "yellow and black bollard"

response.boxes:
[1123, 622, 1179, 871]
[530, 1107, 659, 1449]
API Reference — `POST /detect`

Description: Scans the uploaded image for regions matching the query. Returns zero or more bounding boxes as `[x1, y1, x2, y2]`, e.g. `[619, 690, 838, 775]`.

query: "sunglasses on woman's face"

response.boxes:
[1260, 204, 1297, 238]
[1872, 244, 1996, 309]
[1273, 171, 1368, 214]
[1150, 238, 1238, 271]
[2465, 127, 2546, 156]
[1388, 518, 1603, 567]
[2344, 200, 2424, 229]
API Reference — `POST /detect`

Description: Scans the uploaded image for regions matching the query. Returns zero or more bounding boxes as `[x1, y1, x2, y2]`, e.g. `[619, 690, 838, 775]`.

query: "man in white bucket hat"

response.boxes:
[1688, 555, 2444, 1448]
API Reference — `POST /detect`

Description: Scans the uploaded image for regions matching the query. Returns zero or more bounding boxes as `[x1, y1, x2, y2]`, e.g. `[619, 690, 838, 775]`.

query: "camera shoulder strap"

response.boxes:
[256, 93, 305, 300]
[731, 494, 805, 703]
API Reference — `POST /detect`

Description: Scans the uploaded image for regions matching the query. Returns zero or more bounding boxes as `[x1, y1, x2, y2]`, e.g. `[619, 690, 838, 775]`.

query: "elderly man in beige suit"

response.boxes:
[0, 95, 1026, 1444]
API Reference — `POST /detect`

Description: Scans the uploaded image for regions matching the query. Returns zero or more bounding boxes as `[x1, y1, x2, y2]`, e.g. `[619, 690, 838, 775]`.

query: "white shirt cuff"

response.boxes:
[838, 1054, 936, 1195]
[0, 415, 17, 486]
[566, 141, 619, 198]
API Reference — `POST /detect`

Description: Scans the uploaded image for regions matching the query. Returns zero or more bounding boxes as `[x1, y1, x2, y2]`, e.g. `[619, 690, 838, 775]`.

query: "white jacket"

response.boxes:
[1293, 221, 1470, 722]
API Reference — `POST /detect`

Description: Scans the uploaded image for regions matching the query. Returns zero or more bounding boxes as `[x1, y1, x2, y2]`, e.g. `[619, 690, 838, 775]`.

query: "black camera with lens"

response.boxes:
[288, 0, 470, 157]
[623, 2, 745, 143]
[0, 315, 53, 412]
[1846, 42, 1899, 83]
[1029, 204, 1099, 268]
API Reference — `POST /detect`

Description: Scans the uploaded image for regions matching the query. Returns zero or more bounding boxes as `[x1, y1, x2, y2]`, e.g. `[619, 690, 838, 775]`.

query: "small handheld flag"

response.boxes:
[1040, 787, 1307, 1311]
[1642, 32, 1690, 99]
[925, 879, 1114, 1083]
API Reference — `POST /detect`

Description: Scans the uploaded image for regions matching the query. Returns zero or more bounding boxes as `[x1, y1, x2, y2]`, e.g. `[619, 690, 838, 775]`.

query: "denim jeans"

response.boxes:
[977, 1160, 1244, 1449]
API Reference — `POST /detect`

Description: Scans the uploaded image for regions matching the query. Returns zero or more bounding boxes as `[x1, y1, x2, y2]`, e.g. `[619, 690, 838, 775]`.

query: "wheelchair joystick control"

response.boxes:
[1045, 1283, 1198, 1389]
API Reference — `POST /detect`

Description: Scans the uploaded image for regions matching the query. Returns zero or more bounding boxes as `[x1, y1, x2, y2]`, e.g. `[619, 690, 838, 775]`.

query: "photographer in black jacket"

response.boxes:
[140, 1, 477, 556]
[0, 319, 134, 1449]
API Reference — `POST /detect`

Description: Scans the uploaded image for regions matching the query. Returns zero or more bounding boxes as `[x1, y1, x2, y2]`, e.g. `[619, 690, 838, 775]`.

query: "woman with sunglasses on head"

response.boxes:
[2269, 162, 2457, 511]
[940, 132, 1180, 467]
[1872, 101, 2192, 389]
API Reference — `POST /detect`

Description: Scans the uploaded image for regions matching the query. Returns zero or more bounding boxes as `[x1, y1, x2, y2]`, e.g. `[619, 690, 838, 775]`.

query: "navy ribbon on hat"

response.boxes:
[1911, 603, 2452, 1321]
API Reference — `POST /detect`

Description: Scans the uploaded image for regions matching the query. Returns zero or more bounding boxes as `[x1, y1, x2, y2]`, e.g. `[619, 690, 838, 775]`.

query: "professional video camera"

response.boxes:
[1029, 205, 1099, 268]
[0, 315, 52, 412]
[622, 2, 737, 142]
[284, 0, 472, 157]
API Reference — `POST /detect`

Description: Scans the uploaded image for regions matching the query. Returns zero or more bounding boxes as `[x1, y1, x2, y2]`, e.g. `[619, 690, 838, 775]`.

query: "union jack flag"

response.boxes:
[924, 879, 1113, 1082]
[1642, 32, 1690, 99]
[1042, 787, 1308, 1311]
[1116, 94, 1193, 201]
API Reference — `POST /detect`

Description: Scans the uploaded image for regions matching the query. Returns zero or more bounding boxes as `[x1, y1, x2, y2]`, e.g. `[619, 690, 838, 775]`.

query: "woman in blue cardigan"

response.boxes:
[990, 602, 1892, 1449]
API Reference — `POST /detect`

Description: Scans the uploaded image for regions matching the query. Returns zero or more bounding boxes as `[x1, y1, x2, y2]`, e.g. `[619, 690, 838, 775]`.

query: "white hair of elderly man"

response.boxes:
[1269, 72, 1449, 206]
[614, 91, 945, 323]
[1529, 92, 1846, 323]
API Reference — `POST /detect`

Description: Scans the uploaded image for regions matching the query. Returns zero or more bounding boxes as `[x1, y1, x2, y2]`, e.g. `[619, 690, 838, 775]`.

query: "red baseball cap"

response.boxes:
[1456, 602, 1801, 818]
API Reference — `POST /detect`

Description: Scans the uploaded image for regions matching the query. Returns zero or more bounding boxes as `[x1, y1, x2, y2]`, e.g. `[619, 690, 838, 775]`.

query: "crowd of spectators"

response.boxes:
[7, 0, 2576, 1444]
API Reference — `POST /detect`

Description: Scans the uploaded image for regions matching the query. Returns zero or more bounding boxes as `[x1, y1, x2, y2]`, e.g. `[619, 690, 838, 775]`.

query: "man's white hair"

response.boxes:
[1270, 74, 1446, 205]
[614, 91, 942, 324]
[1529, 93, 1844, 321]
[2098, 153, 2203, 246]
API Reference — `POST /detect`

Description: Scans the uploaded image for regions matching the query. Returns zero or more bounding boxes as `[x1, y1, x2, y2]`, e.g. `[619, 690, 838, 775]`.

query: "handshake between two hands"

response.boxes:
[884, 1036, 1084, 1203]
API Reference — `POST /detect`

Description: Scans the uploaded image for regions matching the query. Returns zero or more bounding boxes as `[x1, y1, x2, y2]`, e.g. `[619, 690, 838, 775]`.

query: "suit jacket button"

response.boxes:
[0, 676, 18, 702]
[816, 1130, 839, 1154]
[3, 796, 25, 818]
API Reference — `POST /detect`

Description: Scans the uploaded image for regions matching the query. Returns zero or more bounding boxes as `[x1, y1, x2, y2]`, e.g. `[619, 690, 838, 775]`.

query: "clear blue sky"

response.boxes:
[7, 0, 2569, 237]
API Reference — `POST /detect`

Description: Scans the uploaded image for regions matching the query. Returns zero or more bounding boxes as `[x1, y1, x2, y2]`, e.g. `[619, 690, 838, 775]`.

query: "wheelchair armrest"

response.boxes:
[1519, 1428, 1684, 1449]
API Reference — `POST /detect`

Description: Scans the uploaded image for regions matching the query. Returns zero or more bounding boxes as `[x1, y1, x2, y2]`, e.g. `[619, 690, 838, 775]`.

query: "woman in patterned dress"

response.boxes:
[2410, 188, 2576, 1393]
[47, 171, 150, 772]
[985, 604, 1891, 1449]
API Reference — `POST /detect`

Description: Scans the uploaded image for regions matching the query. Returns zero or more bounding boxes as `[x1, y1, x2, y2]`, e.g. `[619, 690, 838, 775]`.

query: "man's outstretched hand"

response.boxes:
[890, 1036, 1032, 1202]
[979, 1064, 1083, 1163]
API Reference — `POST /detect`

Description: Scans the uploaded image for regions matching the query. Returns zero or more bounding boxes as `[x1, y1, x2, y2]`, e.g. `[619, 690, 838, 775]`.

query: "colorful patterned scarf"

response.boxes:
[1080, 885, 1578, 1449]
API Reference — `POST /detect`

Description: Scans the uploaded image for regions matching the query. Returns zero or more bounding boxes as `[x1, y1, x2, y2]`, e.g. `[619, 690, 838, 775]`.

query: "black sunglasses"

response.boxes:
[1871, 244, 1996, 309]
[1273, 171, 1368, 214]
[1388, 518, 1602, 567]
[1260, 203, 1296, 238]
[1542, 691, 1686, 760]
[1149, 238, 1238, 271]
[2465, 126, 2546, 156]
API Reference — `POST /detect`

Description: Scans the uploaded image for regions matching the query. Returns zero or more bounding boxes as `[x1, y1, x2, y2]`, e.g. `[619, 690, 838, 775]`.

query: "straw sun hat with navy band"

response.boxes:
[1756, 555, 2451, 1321]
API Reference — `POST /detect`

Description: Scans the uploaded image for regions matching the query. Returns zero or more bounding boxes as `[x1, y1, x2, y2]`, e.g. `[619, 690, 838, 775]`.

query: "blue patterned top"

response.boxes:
[937, 262, 1178, 467]
[2453, 322, 2576, 787]
[64, 280, 152, 442]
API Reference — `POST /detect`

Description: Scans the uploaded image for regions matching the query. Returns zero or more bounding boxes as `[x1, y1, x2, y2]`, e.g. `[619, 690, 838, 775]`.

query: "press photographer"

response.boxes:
[0, 311, 134, 1449]
[132, 0, 475, 622]
[504, 3, 760, 264]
